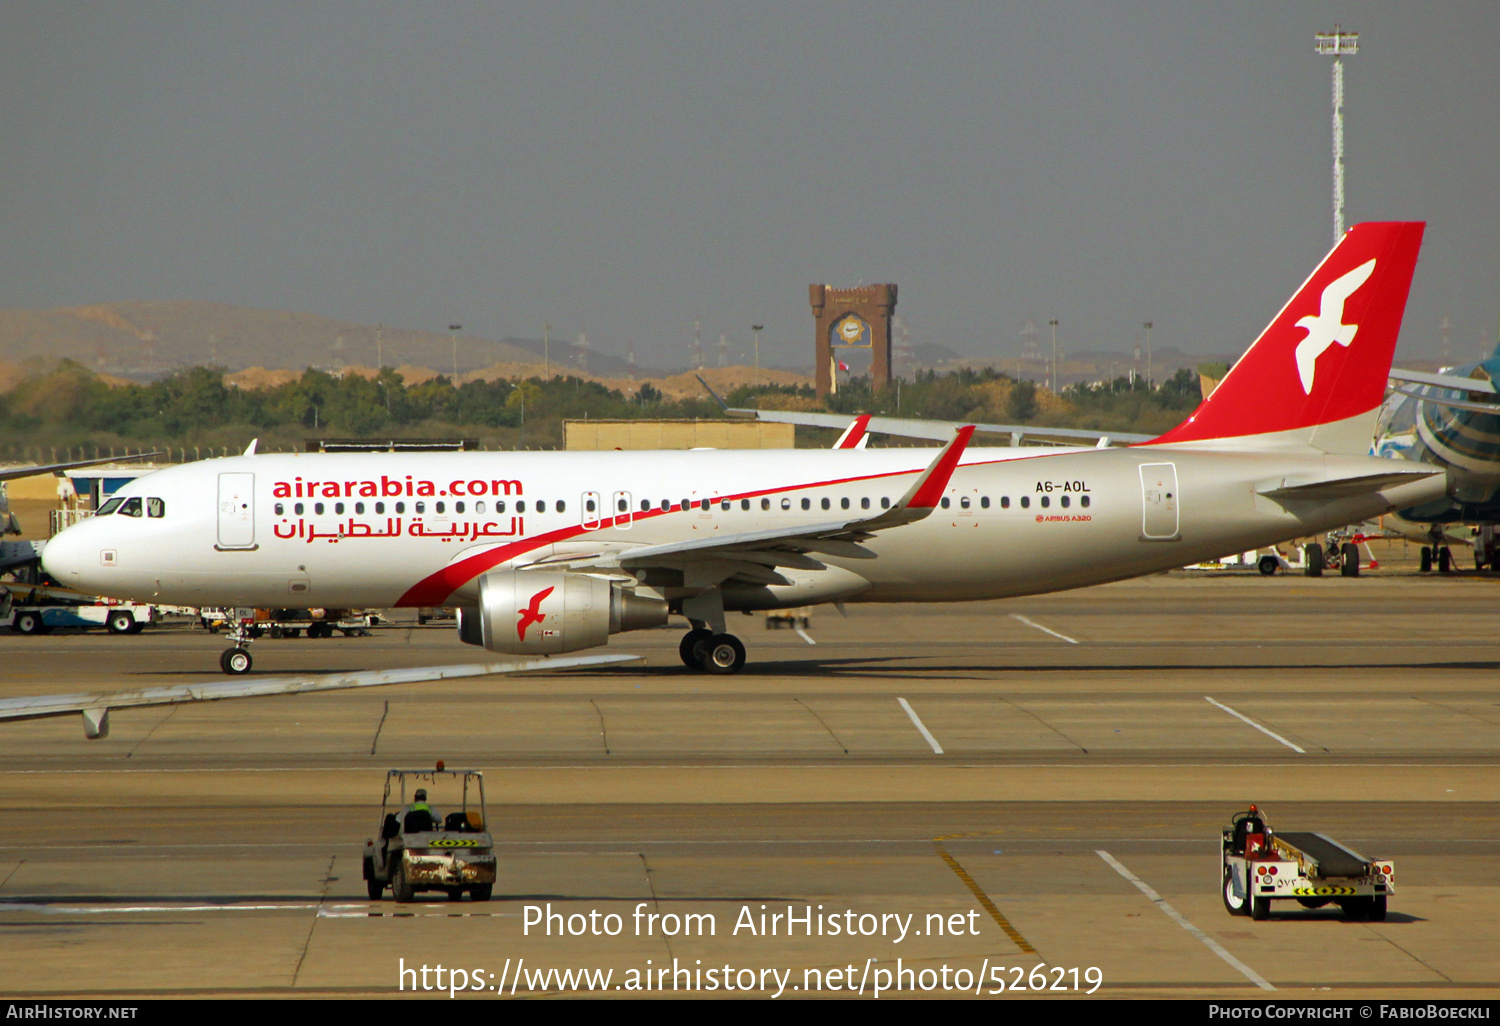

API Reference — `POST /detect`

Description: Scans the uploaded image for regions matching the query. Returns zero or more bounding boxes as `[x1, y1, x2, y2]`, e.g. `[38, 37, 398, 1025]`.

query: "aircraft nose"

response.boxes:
[40, 524, 92, 584]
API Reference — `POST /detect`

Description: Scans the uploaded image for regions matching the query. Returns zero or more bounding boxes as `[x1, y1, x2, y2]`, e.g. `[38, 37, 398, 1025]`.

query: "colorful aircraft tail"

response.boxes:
[1151, 222, 1425, 454]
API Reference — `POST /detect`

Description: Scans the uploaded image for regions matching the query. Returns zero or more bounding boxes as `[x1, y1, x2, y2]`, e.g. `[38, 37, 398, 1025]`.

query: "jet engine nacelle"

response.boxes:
[456, 570, 668, 655]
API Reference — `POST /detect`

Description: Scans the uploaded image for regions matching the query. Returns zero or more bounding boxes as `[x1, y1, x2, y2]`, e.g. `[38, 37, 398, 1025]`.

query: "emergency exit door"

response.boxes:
[217, 473, 256, 549]
[1138, 462, 1180, 541]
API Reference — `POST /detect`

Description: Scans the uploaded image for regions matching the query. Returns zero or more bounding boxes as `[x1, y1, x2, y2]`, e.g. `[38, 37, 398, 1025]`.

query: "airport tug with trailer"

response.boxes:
[1222, 806, 1393, 921]
[364, 764, 495, 903]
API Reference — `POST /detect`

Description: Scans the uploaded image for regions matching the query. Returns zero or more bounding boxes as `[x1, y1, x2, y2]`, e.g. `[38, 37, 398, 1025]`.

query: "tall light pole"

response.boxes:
[448, 324, 462, 381]
[752, 324, 763, 385]
[1144, 321, 1153, 389]
[1316, 25, 1358, 244]
[543, 324, 551, 379]
[1048, 319, 1059, 392]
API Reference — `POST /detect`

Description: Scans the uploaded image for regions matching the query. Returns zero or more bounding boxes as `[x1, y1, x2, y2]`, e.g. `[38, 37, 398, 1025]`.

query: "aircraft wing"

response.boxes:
[1392, 388, 1500, 416]
[0, 452, 164, 483]
[691, 373, 1149, 447]
[1388, 368, 1498, 395]
[724, 407, 1151, 447]
[0, 653, 640, 739]
[542, 426, 976, 575]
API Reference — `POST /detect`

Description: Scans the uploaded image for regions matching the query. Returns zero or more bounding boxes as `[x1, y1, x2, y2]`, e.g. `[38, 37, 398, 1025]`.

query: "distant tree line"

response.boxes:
[0, 360, 1204, 455]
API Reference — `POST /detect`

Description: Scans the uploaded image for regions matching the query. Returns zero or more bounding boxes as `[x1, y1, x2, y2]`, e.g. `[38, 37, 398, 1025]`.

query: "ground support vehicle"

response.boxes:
[2, 590, 158, 635]
[364, 767, 496, 903]
[1222, 806, 1393, 921]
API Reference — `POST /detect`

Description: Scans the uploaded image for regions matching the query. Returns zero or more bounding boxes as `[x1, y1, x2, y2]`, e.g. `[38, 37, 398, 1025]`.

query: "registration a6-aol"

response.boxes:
[990, 964, 1102, 994]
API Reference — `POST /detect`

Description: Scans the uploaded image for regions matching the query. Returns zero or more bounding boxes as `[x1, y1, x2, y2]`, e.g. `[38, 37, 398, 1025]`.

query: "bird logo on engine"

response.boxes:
[517, 586, 555, 641]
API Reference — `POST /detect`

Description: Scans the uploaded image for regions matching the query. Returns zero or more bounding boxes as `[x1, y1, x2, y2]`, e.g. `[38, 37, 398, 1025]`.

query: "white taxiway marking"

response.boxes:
[1205, 697, 1306, 754]
[795, 629, 817, 645]
[1010, 614, 1078, 644]
[898, 697, 943, 754]
[1095, 850, 1274, 991]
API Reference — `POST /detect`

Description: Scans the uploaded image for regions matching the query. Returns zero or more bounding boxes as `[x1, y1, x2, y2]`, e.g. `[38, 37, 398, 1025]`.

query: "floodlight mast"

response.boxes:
[1316, 25, 1358, 244]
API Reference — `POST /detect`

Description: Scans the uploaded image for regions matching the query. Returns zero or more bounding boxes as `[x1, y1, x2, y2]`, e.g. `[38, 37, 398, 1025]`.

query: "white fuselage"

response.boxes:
[41, 445, 1447, 612]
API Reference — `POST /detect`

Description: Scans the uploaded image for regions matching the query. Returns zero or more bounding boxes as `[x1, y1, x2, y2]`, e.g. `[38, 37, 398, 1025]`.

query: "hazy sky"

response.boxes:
[2, 2, 1497, 370]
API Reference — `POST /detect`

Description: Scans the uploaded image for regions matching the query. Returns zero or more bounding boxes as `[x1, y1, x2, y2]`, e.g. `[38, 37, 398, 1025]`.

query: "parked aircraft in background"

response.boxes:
[1376, 346, 1500, 570]
[40, 223, 1446, 681]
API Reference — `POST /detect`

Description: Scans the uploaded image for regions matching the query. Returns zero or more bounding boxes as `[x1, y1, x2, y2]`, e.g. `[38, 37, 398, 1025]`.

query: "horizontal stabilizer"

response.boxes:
[1258, 469, 1443, 501]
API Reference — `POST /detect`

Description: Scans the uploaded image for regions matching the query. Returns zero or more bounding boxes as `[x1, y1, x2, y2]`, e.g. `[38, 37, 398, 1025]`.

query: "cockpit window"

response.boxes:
[146, 497, 165, 518]
[96, 497, 124, 516]
[118, 497, 143, 517]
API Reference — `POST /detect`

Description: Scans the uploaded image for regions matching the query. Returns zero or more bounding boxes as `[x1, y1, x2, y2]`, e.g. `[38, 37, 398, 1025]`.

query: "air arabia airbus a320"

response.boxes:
[42, 223, 1448, 676]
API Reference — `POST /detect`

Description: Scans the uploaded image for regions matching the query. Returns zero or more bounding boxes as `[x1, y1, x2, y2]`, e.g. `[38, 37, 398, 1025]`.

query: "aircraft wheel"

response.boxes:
[1250, 894, 1271, 921]
[106, 610, 135, 634]
[1340, 543, 1360, 577]
[470, 884, 493, 902]
[220, 647, 252, 675]
[679, 628, 713, 669]
[701, 633, 746, 675]
[1257, 555, 1279, 576]
[1419, 547, 1432, 572]
[1222, 866, 1249, 916]
[126, 621, 146, 634]
[391, 862, 414, 903]
[1369, 895, 1387, 921]
[13, 611, 44, 635]
[1439, 546, 1453, 573]
[1303, 543, 1324, 577]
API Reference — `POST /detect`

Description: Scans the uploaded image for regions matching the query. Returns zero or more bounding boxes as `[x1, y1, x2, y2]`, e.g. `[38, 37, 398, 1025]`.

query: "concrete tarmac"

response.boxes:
[1, 569, 1498, 999]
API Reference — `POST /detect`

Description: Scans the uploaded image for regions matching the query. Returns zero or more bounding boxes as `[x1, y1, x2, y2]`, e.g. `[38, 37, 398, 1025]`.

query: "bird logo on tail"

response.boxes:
[1294, 258, 1376, 394]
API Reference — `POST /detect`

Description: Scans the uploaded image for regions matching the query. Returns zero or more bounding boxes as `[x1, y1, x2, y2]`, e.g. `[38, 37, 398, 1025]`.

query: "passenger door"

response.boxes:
[1138, 462, 1180, 541]
[216, 473, 256, 550]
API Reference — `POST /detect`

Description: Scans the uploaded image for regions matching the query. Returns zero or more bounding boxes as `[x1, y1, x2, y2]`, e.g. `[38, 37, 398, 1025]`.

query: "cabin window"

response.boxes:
[556, 501, 565, 513]
[512, 501, 522, 513]
[1040, 496, 1050, 508]
[274, 503, 285, 516]
[981, 496, 990, 509]
[940, 497, 951, 509]
[455, 501, 465, 514]
[762, 498, 771, 510]
[376, 502, 386, 514]
[1081, 495, 1091, 508]
[640, 499, 651, 512]
[295, 502, 305, 515]
[620, 498, 629, 513]
[960, 497, 970, 509]
[861, 497, 870, 510]
[415, 502, 425, 514]
[880, 497, 891, 509]
[741, 499, 750, 511]
[335, 502, 346, 514]
[781, 498, 791, 511]
[434, 501, 445, 514]
[700, 499, 710, 511]
[1001, 497, 1010, 509]
[801, 498, 811, 511]
[820, 498, 830, 510]
[1060, 495, 1070, 508]
[355, 502, 365, 514]
[395, 502, 406, 514]
[315, 503, 325, 515]
[841, 497, 850, 510]
[660, 499, 670, 511]
[1020, 497, 1029, 509]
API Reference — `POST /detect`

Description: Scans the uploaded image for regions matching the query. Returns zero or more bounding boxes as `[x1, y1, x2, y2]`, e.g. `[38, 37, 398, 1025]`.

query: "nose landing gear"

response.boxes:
[219, 617, 256, 675]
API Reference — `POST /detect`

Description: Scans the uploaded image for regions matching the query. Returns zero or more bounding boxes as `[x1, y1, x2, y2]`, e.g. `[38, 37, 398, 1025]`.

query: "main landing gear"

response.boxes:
[679, 627, 747, 675]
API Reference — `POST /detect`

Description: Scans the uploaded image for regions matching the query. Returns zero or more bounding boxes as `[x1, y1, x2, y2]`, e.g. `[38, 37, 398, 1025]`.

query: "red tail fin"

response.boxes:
[1151, 222, 1424, 451]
